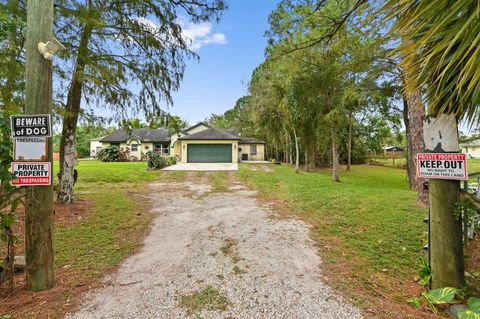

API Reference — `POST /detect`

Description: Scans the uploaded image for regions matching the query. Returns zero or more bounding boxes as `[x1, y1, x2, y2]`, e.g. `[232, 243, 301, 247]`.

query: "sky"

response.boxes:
[167, 1, 278, 125]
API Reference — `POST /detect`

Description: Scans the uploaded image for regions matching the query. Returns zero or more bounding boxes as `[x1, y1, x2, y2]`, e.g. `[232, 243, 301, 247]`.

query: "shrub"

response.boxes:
[97, 146, 119, 162]
[117, 147, 130, 162]
[146, 151, 176, 169]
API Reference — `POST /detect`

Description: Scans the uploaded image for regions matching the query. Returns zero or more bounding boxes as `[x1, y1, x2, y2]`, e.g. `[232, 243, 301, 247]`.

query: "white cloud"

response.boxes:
[178, 19, 227, 51]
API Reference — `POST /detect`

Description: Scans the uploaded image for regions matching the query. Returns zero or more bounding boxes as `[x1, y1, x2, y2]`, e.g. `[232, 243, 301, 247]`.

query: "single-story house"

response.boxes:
[461, 140, 480, 158]
[383, 146, 405, 158]
[90, 123, 266, 163]
[93, 128, 171, 161]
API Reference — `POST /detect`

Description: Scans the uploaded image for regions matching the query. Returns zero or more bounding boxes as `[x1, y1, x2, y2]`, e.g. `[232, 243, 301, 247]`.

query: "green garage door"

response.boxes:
[187, 144, 232, 163]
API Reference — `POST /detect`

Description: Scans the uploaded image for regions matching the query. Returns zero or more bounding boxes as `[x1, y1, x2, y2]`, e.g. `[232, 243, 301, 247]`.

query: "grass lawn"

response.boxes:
[239, 164, 434, 318]
[1, 160, 181, 319]
[53, 160, 164, 271]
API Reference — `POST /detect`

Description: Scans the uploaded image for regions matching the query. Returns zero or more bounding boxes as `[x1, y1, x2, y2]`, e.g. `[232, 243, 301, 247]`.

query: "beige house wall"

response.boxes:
[180, 140, 239, 163]
[239, 144, 265, 161]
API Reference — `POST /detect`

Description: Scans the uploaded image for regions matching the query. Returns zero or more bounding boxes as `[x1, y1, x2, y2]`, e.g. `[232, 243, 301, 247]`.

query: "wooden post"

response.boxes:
[424, 114, 464, 289]
[24, 0, 55, 291]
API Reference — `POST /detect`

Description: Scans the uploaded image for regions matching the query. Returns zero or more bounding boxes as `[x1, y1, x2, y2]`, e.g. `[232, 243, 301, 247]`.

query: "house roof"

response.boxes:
[100, 129, 171, 142]
[384, 146, 404, 152]
[240, 137, 266, 144]
[182, 122, 211, 134]
[90, 135, 107, 141]
[178, 128, 241, 141]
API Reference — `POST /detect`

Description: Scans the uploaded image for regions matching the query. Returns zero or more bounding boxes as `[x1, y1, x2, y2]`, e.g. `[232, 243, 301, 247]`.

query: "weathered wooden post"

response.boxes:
[24, 0, 55, 290]
[423, 114, 465, 289]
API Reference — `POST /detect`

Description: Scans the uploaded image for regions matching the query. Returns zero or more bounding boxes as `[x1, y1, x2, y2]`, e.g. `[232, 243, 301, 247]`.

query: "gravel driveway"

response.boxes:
[67, 172, 363, 319]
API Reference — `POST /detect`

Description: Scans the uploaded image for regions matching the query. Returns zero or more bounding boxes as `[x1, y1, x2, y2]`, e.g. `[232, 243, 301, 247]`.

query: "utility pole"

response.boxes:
[424, 114, 465, 289]
[24, 0, 55, 290]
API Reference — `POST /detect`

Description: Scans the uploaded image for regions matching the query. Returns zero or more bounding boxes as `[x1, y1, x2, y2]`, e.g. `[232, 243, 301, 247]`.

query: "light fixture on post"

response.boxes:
[38, 37, 65, 61]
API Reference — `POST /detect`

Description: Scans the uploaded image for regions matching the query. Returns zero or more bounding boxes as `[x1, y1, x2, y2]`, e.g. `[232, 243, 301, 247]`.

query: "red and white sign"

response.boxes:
[417, 153, 467, 180]
[11, 162, 51, 186]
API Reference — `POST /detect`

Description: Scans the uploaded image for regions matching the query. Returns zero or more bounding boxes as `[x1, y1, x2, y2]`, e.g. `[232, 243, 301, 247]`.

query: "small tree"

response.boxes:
[55, 0, 226, 203]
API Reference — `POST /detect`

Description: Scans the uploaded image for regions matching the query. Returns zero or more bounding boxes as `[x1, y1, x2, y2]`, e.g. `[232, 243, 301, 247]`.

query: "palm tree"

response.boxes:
[384, 0, 480, 122]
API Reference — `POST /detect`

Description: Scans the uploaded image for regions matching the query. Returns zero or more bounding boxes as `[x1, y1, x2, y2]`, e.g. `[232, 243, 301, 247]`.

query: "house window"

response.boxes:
[250, 144, 257, 155]
[110, 142, 120, 149]
[131, 144, 139, 152]
[162, 144, 170, 154]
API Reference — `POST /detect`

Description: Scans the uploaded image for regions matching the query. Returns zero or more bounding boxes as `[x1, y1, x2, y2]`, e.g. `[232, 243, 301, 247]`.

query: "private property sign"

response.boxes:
[417, 153, 467, 180]
[10, 114, 52, 138]
[11, 162, 51, 186]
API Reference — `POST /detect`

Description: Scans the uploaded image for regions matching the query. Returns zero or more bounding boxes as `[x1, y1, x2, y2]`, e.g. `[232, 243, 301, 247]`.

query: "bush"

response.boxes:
[97, 146, 119, 162]
[117, 147, 130, 162]
[146, 151, 176, 169]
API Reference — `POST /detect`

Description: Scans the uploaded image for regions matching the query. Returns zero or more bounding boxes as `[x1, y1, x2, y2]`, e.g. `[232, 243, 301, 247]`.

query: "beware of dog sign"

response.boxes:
[10, 114, 52, 138]
[417, 153, 467, 180]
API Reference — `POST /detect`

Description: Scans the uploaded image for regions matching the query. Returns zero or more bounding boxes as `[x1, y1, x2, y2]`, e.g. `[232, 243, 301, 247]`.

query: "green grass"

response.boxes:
[53, 161, 165, 274]
[239, 164, 426, 278]
[180, 286, 230, 316]
[208, 171, 230, 192]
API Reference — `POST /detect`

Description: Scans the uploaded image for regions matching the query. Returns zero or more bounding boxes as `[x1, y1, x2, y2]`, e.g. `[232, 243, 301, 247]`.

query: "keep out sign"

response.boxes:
[417, 153, 467, 180]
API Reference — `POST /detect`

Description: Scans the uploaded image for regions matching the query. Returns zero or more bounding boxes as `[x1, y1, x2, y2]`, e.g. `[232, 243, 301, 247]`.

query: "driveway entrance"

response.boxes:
[163, 163, 238, 171]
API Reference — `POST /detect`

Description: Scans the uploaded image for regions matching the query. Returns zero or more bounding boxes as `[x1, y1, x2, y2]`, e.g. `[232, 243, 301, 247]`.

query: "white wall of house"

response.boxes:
[90, 140, 103, 158]
[462, 145, 480, 158]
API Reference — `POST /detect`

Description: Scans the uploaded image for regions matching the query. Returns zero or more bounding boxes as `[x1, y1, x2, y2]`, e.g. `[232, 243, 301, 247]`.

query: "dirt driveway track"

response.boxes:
[67, 172, 362, 319]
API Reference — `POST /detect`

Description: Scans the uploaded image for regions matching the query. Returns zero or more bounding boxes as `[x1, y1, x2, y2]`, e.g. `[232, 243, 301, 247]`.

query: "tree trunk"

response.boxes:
[347, 110, 352, 171]
[293, 127, 299, 174]
[24, 0, 55, 291]
[430, 179, 464, 288]
[332, 129, 340, 182]
[304, 150, 308, 171]
[403, 73, 428, 205]
[57, 25, 92, 204]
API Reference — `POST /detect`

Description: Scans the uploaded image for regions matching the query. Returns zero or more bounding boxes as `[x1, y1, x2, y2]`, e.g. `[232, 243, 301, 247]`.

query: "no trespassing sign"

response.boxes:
[416, 153, 467, 180]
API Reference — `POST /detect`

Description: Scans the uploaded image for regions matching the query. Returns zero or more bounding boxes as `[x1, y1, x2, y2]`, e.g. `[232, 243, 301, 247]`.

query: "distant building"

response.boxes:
[383, 146, 405, 158]
[461, 140, 480, 158]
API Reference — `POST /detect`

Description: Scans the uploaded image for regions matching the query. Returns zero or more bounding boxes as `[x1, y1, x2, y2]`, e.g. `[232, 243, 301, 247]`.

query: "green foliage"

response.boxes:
[146, 151, 176, 170]
[418, 258, 431, 288]
[0, 211, 16, 243]
[458, 298, 480, 319]
[383, 0, 480, 124]
[227, 0, 402, 170]
[97, 146, 119, 162]
[422, 287, 458, 305]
